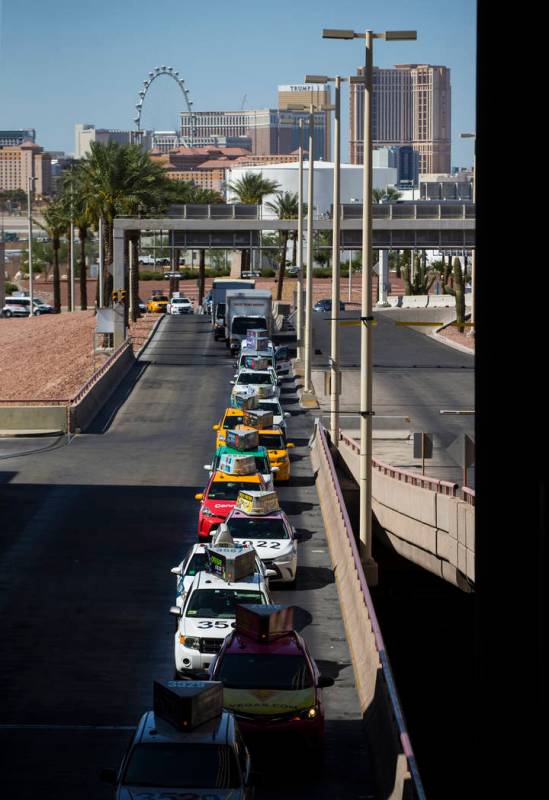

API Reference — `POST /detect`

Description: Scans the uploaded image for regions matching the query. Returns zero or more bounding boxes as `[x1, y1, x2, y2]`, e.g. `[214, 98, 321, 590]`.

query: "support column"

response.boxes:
[376, 249, 390, 306]
[113, 225, 127, 349]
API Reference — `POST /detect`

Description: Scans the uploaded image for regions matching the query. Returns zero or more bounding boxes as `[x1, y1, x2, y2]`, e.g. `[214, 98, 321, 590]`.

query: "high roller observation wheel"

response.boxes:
[133, 65, 195, 146]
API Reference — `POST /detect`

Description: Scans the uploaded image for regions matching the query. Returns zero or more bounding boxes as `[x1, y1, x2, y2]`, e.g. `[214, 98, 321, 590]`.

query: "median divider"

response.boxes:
[309, 419, 425, 800]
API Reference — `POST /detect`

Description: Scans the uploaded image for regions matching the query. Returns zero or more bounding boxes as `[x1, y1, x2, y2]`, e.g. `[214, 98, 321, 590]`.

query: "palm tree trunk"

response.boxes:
[66, 230, 72, 310]
[52, 237, 61, 313]
[79, 228, 88, 310]
[291, 232, 297, 266]
[130, 234, 140, 322]
[104, 223, 113, 305]
[198, 249, 206, 305]
[276, 230, 289, 301]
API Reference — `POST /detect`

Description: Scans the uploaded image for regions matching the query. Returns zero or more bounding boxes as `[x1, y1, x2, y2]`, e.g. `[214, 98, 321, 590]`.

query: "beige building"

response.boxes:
[278, 84, 331, 160]
[0, 141, 52, 196]
[349, 64, 451, 174]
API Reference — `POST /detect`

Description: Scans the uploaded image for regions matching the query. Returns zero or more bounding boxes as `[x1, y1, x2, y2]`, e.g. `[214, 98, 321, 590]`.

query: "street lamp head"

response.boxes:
[383, 30, 417, 40]
[322, 28, 356, 39]
[460, 132, 476, 138]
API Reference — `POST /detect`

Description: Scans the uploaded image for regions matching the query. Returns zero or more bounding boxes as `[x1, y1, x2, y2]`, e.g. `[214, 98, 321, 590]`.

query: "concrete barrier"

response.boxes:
[310, 421, 425, 799]
[401, 295, 428, 308]
[70, 342, 136, 432]
[338, 432, 475, 590]
[0, 404, 68, 433]
[427, 295, 454, 308]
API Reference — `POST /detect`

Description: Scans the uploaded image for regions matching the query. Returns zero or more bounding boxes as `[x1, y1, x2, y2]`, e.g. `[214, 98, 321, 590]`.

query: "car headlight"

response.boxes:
[179, 635, 200, 650]
[218, 435, 226, 442]
[272, 549, 294, 564]
[201, 507, 216, 518]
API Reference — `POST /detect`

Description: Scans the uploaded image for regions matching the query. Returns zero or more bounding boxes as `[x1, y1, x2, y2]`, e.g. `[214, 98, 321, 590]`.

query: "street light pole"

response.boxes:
[98, 216, 104, 308]
[460, 132, 476, 336]
[323, 27, 416, 582]
[27, 175, 36, 317]
[330, 76, 342, 445]
[304, 108, 315, 393]
[296, 119, 304, 361]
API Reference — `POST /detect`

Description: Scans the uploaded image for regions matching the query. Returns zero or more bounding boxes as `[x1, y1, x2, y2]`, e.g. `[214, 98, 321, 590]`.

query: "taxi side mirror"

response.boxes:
[171, 566, 183, 575]
[271, 466, 279, 473]
[194, 493, 204, 501]
[169, 606, 182, 616]
[284, 412, 290, 418]
[212, 424, 220, 430]
[203, 464, 212, 471]
[265, 569, 277, 578]
[317, 675, 335, 688]
[287, 442, 295, 448]
[230, 381, 235, 385]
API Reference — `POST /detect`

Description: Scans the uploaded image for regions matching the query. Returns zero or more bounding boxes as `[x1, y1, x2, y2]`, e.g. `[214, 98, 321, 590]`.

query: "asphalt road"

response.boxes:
[312, 308, 475, 484]
[0, 315, 372, 799]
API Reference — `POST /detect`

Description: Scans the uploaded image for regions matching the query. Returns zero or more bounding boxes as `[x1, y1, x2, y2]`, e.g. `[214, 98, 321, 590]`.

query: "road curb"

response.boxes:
[291, 358, 320, 409]
[431, 319, 475, 355]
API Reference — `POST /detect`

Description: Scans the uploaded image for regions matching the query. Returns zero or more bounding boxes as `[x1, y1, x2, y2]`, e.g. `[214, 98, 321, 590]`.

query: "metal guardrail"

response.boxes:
[314, 420, 426, 798]
[339, 430, 459, 496]
[462, 486, 476, 506]
[70, 340, 132, 406]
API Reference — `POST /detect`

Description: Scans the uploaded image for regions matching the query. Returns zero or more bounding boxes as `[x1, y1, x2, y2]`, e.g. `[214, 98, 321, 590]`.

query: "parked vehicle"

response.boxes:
[313, 299, 346, 313]
[168, 296, 193, 315]
[2, 296, 54, 317]
[225, 290, 273, 353]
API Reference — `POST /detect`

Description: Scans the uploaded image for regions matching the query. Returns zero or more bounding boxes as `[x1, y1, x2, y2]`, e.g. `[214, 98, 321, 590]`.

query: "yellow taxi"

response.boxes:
[239, 424, 294, 482]
[212, 408, 246, 449]
[147, 295, 169, 313]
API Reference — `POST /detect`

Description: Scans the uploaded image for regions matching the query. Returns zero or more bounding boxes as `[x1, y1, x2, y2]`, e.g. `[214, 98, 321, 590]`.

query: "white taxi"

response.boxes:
[230, 368, 280, 400]
[170, 543, 269, 609]
[171, 569, 273, 677]
[224, 507, 298, 584]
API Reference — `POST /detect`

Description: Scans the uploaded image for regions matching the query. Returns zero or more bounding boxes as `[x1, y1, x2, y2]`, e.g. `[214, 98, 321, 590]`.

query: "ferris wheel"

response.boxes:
[133, 66, 195, 146]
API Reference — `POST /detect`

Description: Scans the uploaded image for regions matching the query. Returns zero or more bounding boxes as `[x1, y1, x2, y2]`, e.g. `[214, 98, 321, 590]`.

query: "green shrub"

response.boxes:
[262, 267, 275, 277]
[4, 281, 18, 295]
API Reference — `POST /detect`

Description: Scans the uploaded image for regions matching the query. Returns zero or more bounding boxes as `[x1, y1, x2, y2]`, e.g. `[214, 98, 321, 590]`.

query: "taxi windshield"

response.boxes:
[258, 433, 285, 450]
[208, 480, 259, 500]
[217, 653, 314, 690]
[236, 372, 273, 385]
[222, 414, 245, 430]
[186, 552, 208, 576]
[228, 517, 288, 540]
[240, 355, 274, 369]
[186, 588, 264, 619]
[123, 743, 241, 789]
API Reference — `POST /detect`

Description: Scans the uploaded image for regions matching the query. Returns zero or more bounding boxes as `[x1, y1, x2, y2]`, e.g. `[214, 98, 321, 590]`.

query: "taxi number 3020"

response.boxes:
[241, 540, 281, 549]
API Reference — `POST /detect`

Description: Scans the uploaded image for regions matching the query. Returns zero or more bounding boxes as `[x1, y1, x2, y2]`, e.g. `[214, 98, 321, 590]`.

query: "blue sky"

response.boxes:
[0, 0, 476, 166]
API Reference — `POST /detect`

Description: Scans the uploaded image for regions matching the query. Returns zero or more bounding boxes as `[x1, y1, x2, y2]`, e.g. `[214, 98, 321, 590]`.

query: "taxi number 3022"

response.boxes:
[241, 540, 281, 549]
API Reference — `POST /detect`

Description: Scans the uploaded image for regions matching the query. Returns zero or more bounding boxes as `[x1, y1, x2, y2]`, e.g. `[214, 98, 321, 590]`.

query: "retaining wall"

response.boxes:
[0, 404, 67, 433]
[310, 421, 425, 799]
[70, 343, 136, 432]
[338, 434, 475, 590]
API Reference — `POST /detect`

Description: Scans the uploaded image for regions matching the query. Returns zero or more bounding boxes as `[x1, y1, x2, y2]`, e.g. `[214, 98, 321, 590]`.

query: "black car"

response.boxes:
[313, 299, 346, 312]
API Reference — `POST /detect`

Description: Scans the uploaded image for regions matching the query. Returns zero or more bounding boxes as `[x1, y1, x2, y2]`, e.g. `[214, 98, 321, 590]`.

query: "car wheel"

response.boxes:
[4, 310, 12, 317]
[34, 310, 41, 316]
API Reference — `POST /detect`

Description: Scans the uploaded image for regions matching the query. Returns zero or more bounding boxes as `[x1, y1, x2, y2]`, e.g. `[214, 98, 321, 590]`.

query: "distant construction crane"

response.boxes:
[240, 94, 247, 111]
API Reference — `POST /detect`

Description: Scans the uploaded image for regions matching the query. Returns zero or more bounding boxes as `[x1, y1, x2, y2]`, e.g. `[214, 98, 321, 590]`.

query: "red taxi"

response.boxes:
[195, 471, 266, 540]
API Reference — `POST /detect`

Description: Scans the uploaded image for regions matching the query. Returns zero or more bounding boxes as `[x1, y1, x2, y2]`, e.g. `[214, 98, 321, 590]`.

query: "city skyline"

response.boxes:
[0, 0, 476, 167]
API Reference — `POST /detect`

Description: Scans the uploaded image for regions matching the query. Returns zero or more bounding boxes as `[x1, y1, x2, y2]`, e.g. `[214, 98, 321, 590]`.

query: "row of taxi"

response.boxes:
[102, 328, 332, 798]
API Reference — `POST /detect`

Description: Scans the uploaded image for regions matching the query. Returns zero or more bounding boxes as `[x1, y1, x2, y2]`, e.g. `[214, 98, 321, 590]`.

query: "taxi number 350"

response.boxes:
[197, 621, 230, 628]
[241, 540, 281, 549]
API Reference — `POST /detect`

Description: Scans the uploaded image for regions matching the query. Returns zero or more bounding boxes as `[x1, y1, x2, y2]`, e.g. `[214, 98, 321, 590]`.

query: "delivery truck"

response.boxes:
[210, 279, 255, 339]
[225, 290, 273, 354]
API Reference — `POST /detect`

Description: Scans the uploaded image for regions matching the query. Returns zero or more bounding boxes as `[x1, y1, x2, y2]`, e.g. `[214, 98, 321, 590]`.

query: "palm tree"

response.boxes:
[373, 186, 402, 203]
[78, 141, 169, 309]
[227, 172, 280, 276]
[38, 199, 67, 313]
[265, 192, 300, 300]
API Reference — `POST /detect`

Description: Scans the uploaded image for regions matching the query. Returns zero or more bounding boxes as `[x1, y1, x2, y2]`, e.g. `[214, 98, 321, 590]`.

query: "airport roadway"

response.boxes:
[0, 314, 373, 799]
[312, 307, 475, 485]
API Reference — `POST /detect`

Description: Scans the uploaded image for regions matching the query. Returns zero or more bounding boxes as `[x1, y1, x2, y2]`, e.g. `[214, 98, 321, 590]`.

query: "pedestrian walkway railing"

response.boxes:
[70, 340, 132, 406]
[339, 430, 459, 495]
[311, 418, 426, 799]
[462, 486, 476, 506]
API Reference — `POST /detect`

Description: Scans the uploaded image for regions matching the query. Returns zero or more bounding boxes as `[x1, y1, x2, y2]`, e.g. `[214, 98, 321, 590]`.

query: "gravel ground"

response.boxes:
[0, 311, 158, 401]
[437, 323, 475, 351]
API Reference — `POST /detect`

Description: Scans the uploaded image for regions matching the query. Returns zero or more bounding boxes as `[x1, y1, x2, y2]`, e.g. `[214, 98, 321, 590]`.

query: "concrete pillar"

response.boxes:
[229, 251, 242, 278]
[113, 226, 127, 349]
[376, 249, 390, 306]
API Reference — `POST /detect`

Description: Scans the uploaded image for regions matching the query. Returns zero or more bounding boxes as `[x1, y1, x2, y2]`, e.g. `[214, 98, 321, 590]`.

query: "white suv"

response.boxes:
[168, 296, 193, 315]
[171, 568, 273, 677]
[2, 296, 54, 317]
